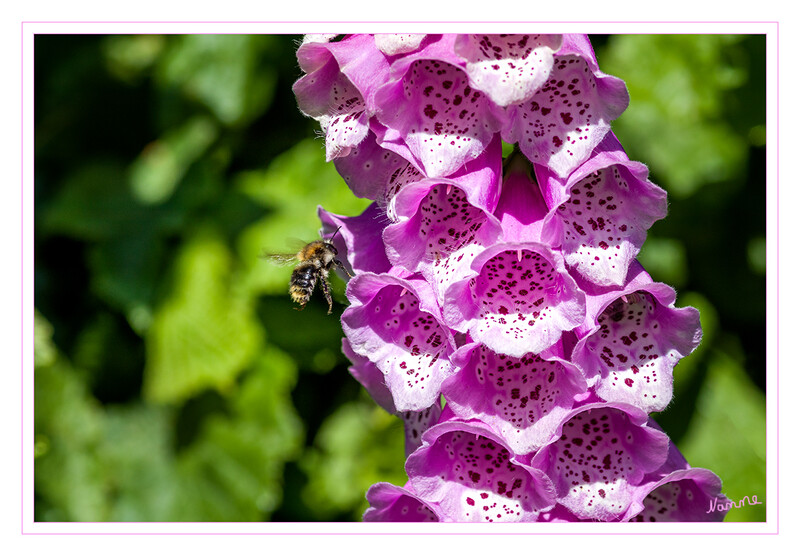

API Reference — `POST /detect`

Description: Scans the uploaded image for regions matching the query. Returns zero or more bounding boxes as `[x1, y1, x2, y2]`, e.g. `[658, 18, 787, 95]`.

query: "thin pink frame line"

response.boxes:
[21, 21, 777, 534]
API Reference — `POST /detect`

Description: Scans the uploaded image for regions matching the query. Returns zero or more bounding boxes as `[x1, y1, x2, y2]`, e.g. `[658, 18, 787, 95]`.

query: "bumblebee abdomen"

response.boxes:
[289, 263, 318, 308]
[290, 284, 311, 305]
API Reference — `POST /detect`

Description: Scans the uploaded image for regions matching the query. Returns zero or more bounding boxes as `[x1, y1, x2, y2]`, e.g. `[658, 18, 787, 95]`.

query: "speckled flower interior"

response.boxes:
[294, 33, 728, 523]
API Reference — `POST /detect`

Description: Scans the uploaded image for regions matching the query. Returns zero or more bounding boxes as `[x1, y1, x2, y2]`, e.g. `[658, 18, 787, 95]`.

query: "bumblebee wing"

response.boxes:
[260, 252, 298, 266]
[286, 237, 309, 251]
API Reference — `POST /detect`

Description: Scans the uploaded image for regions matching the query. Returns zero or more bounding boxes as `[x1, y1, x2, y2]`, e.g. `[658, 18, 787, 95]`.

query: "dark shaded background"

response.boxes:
[33, 34, 766, 522]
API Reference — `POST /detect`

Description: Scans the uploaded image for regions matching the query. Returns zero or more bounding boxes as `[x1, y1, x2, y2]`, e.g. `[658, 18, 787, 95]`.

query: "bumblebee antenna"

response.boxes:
[327, 225, 343, 243]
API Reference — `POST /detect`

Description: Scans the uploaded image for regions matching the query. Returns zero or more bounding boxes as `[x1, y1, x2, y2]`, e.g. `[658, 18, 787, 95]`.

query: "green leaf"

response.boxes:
[34, 311, 109, 521]
[233, 347, 303, 435]
[637, 237, 688, 289]
[156, 35, 278, 127]
[300, 400, 407, 520]
[98, 404, 181, 521]
[36, 302, 303, 522]
[102, 35, 166, 84]
[677, 342, 766, 522]
[257, 297, 350, 369]
[129, 115, 219, 205]
[235, 138, 371, 298]
[34, 309, 58, 369]
[172, 350, 304, 521]
[41, 161, 161, 240]
[87, 230, 164, 318]
[143, 229, 263, 403]
[600, 35, 750, 198]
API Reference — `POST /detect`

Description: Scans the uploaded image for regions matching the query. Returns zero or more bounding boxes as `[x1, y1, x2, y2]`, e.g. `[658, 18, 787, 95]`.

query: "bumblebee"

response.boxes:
[265, 227, 352, 314]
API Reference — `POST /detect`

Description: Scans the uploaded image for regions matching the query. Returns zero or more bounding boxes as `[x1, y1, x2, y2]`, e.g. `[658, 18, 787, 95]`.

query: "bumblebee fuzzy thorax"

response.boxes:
[263, 225, 350, 315]
[285, 237, 348, 314]
[297, 240, 338, 265]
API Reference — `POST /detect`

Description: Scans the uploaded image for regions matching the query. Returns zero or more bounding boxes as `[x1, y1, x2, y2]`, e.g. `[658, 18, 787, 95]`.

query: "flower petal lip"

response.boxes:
[384, 34, 464, 80]
[454, 34, 564, 107]
[529, 401, 671, 521]
[621, 426, 731, 521]
[374, 34, 428, 56]
[373, 35, 506, 177]
[400, 403, 443, 456]
[571, 263, 702, 413]
[333, 128, 424, 201]
[406, 416, 556, 522]
[364, 482, 441, 522]
[537, 132, 668, 287]
[294, 35, 392, 161]
[342, 273, 457, 411]
[293, 57, 368, 161]
[382, 132, 502, 224]
[342, 336, 396, 414]
[441, 340, 588, 454]
[296, 34, 391, 113]
[444, 241, 586, 358]
[502, 34, 630, 178]
[535, 504, 590, 522]
[319, 203, 392, 275]
[343, 336, 443, 456]
[300, 34, 339, 46]
[382, 178, 504, 302]
[624, 467, 730, 522]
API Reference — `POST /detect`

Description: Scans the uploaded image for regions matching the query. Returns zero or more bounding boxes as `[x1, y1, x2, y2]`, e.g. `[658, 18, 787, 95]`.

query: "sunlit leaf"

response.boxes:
[129, 115, 219, 204]
[173, 350, 304, 521]
[156, 35, 278, 127]
[601, 35, 751, 198]
[99, 404, 181, 521]
[34, 312, 108, 521]
[143, 229, 263, 403]
[102, 35, 166, 84]
[677, 343, 766, 522]
[300, 400, 406, 520]
[637, 237, 689, 289]
[34, 309, 58, 369]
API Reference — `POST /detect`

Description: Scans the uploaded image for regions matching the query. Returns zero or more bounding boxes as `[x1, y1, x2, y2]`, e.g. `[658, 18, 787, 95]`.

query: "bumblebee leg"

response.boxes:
[320, 273, 334, 314]
[334, 258, 354, 278]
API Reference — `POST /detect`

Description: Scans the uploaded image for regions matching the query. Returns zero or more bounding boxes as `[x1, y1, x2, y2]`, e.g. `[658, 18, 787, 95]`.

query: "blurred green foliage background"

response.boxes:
[33, 34, 766, 522]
